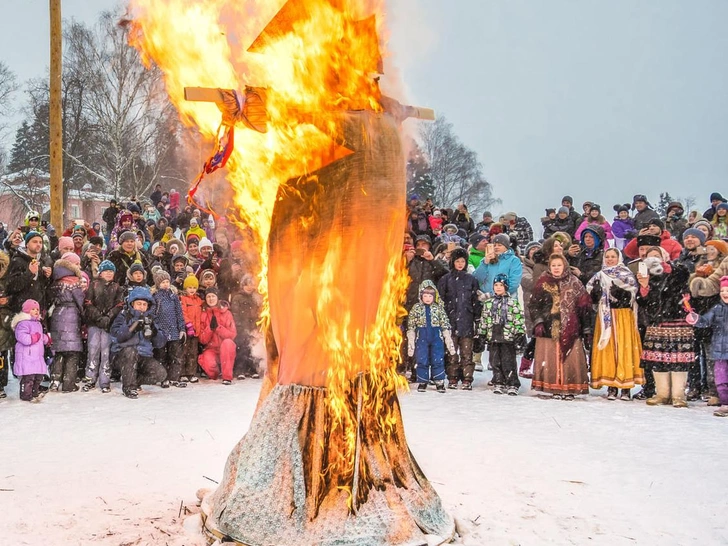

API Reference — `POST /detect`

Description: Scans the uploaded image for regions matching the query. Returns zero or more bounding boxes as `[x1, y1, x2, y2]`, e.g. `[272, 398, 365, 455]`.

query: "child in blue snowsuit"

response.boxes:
[407, 280, 456, 392]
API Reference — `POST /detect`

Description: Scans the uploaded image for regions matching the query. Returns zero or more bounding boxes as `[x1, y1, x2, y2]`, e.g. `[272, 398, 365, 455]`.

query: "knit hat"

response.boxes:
[414, 234, 432, 248]
[706, 240, 728, 257]
[469, 233, 487, 248]
[128, 203, 141, 214]
[171, 254, 188, 265]
[636, 234, 662, 248]
[24, 231, 42, 244]
[710, 192, 726, 203]
[71, 230, 84, 240]
[483, 211, 493, 219]
[492, 233, 511, 248]
[721, 276, 728, 289]
[198, 237, 213, 251]
[128, 262, 146, 277]
[718, 203, 728, 212]
[200, 269, 217, 283]
[186, 234, 200, 245]
[589, 203, 601, 213]
[183, 275, 199, 289]
[205, 286, 219, 297]
[443, 223, 458, 233]
[60, 252, 81, 265]
[57, 236, 73, 250]
[545, 208, 556, 215]
[561, 196, 573, 205]
[493, 273, 509, 290]
[692, 219, 713, 237]
[128, 286, 153, 304]
[22, 299, 40, 314]
[98, 260, 116, 274]
[682, 228, 706, 246]
[524, 241, 542, 257]
[153, 269, 171, 288]
[190, 217, 198, 226]
[648, 218, 665, 231]
[118, 231, 136, 244]
[557, 206, 569, 215]
[230, 240, 243, 252]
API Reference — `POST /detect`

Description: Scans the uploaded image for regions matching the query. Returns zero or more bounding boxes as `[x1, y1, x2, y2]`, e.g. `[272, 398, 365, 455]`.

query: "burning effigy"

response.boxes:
[128, 0, 454, 544]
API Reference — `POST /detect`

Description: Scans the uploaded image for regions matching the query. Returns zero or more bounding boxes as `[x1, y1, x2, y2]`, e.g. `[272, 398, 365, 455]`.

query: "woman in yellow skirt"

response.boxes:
[586, 248, 643, 400]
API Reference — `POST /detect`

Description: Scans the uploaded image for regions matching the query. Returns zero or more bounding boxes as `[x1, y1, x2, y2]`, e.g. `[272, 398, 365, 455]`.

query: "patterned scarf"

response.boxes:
[586, 249, 638, 349]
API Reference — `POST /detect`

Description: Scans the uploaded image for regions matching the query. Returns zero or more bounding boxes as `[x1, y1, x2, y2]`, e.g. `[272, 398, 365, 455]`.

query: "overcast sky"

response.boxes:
[2, 0, 726, 232]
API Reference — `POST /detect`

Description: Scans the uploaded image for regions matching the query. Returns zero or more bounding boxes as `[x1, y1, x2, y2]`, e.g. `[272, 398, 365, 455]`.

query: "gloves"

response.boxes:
[209, 315, 218, 330]
[31, 332, 41, 344]
[406, 330, 415, 357]
[534, 323, 546, 338]
[685, 312, 699, 326]
[443, 330, 457, 356]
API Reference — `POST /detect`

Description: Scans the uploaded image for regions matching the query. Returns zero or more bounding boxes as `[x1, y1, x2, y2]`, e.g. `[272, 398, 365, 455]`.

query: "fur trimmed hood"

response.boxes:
[52, 259, 82, 281]
[0, 251, 9, 281]
[11, 311, 33, 330]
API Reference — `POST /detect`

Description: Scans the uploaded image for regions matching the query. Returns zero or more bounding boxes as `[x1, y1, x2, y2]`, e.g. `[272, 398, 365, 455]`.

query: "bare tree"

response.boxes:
[0, 61, 19, 144]
[418, 116, 499, 216]
[679, 195, 697, 214]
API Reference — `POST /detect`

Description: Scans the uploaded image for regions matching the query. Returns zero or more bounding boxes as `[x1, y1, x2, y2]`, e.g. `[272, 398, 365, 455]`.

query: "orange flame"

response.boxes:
[129, 0, 409, 508]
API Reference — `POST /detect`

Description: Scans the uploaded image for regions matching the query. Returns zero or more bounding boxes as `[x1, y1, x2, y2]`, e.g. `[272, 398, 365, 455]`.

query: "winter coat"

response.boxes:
[632, 208, 661, 233]
[110, 307, 166, 357]
[542, 216, 576, 239]
[511, 216, 534, 252]
[48, 260, 85, 353]
[405, 256, 449, 311]
[199, 303, 237, 351]
[473, 249, 523, 296]
[623, 230, 683, 261]
[85, 278, 124, 331]
[694, 301, 728, 360]
[468, 248, 484, 270]
[520, 255, 537, 334]
[436, 268, 481, 338]
[186, 224, 207, 241]
[107, 249, 148, 287]
[229, 291, 262, 335]
[568, 246, 604, 286]
[180, 293, 204, 335]
[636, 262, 690, 327]
[6, 250, 53, 313]
[0, 303, 14, 351]
[453, 212, 475, 235]
[574, 217, 613, 247]
[611, 217, 634, 240]
[665, 215, 688, 241]
[480, 295, 526, 343]
[153, 288, 185, 341]
[12, 313, 50, 376]
[103, 205, 120, 234]
[691, 255, 728, 298]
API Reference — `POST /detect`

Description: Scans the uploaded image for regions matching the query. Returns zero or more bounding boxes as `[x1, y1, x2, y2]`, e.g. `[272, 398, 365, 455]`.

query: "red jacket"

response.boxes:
[199, 303, 236, 351]
[180, 293, 204, 335]
[623, 229, 683, 261]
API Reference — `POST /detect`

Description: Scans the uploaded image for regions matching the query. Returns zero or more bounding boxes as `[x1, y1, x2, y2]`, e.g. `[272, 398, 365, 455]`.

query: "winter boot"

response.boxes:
[713, 406, 728, 417]
[507, 386, 518, 396]
[707, 396, 721, 406]
[435, 380, 446, 393]
[607, 387, 618, 400]
[417, 382, 427, 392]
[646, 372, 671, 406]
[518, 357, 533, 379]
[620, 389, 632, 401]
[461, 381, 473, 391]
[493, 385, 504, 395]
[0, 387, 6, 399]
[447, 378, 459, 389]
[123, 387, 138, 399]
[670, 372, 688, 408]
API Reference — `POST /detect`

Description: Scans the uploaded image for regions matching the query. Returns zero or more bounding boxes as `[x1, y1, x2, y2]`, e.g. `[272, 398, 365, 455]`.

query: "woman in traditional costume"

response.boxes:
[586, 248, 643, 400]
[529, 253, 593, 399]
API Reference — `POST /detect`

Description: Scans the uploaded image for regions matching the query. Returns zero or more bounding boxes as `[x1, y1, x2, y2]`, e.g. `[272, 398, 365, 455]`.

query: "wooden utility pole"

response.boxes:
[49, 0, 63, 228]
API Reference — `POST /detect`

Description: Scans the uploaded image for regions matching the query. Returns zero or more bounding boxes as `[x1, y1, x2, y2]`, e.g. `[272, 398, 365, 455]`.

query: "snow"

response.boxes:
[2, 372, 727, 545]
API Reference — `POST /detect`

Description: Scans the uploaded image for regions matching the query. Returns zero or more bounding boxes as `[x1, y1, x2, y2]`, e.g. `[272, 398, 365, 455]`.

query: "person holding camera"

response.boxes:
[198, 287, 237, 385]
[110, 286, 168, 399]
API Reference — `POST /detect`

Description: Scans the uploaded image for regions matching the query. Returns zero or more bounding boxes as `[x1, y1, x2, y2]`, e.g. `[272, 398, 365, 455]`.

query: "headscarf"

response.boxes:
[586, 249, 638, 349]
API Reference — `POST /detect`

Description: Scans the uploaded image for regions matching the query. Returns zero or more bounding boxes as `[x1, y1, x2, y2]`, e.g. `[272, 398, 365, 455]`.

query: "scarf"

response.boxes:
[538, 266, 587, 356]
[586, 250, 638, 349]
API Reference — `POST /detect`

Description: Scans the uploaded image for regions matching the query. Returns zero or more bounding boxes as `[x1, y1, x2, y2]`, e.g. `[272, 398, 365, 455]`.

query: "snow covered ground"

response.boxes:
[2, 371, 727, 545]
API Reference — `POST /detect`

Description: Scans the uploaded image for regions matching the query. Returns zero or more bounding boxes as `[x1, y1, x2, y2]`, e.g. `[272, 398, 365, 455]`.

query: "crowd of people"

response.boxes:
[2, 187, 728, 417]
[0, 186, 262, 401]
[403, 193, 728, 417]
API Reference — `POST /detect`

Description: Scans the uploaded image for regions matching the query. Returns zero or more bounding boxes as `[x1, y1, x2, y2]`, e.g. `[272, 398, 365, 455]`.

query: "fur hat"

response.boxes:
[24, 231, 42, 245]
[22, 299, 40, 313]
[632, 194, 651, 207]
[636, 234, 662, 248]
[450, 247, 469, 265]
[118, 231, 136, 245]
[443, 223, 458, 233]
[492, 233, 511, 248]
[682, 228, 706, 246]
[183, 275, 199, 290]
[98, 260, 116, 274]
[153, 269, 171, 288]
[60, 252, 81, 265]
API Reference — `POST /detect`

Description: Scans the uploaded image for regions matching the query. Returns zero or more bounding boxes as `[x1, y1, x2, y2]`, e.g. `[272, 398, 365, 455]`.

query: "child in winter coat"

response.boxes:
[180, 275, 204, 383]
[110, 286, 168, 399]
[152, 269, 187, 387]
[406, 280, 457, 392]
[436, 248, 481, 390]
[480, 273, 526, 395]
[229, 274, 263, 379]
[611, 204, 635, 250]
[12, 299, 51, 402]
[48, 253, 85, 393]
[83, 260, 124, 392]
[198, 287, 237, 384]
[0, 286, 14, 399]
[686, 276, 728, 417]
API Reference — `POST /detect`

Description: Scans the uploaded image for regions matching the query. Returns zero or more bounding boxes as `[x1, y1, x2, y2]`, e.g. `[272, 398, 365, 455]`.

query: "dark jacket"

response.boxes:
[632, 208, 660, 233]
[694, 301, 728, 360]
[153, 288, 185, 341]
[437, 260, 482, 338]
[542, 216, 576, 239]
[568, 226, 606, 285]
[6, 250, 53, 313]
[107, 249, 148, 287]
[102, 205, 119, 234]
[405, 256, 449, 311]
[635, 263, 690, 327]
[85, 278, 124, 331]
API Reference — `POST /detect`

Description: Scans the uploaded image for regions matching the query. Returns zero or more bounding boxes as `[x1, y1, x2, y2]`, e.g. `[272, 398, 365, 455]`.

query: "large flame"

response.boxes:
[129, 0, 410, 508]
